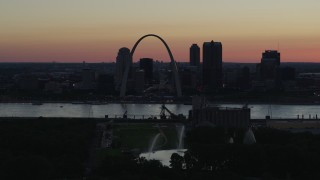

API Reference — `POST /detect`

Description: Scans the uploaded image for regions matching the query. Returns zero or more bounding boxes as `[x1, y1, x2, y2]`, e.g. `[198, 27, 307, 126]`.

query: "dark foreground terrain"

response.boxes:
[0, 118, 95, 179]
[1, 118, 320, 179]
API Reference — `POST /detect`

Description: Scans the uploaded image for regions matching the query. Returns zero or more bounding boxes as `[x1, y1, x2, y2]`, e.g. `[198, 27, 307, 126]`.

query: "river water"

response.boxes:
[0, 103, 319, 119]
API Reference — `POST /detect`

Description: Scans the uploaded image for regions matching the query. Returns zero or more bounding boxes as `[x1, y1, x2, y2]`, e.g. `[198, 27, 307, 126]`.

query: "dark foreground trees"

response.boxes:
[179, 127, 320, 179]
[0, 118, 95, 180]
[2, 119, 320, 180]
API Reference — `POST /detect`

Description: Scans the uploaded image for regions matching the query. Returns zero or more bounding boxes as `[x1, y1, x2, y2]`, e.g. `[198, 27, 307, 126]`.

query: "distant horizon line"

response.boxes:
[0, 61, 320, 64]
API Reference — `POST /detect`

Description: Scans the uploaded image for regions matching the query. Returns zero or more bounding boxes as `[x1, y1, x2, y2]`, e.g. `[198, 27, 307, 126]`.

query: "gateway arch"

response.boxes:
[120, 34, 182, 97]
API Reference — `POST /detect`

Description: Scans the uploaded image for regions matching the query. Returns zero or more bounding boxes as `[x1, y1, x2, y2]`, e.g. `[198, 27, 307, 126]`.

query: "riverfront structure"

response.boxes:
[192, 106, 250, 128]
[120, 34, 182, 97]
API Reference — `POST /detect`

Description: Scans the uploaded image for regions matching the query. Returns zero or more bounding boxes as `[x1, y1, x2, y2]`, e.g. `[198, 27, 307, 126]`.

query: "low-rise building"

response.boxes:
[191, 97, 250, 128]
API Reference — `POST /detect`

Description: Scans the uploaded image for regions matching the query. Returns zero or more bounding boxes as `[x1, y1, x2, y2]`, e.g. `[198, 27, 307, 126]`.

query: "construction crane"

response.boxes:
[160, 104, 185, 120]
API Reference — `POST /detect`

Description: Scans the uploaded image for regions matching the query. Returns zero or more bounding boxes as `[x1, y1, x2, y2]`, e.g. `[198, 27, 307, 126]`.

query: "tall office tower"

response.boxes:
[202, 41, 223, 91]
[262, 50, 280, 66]
[139, 58, 153, 84]
[260, 50, 281, 80]
[190, 44, 200, 66]
[115, 47, 131, 90]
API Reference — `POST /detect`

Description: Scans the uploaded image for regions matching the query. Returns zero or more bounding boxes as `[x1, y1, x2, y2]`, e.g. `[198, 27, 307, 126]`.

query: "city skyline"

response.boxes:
[1, 0, 320, 62]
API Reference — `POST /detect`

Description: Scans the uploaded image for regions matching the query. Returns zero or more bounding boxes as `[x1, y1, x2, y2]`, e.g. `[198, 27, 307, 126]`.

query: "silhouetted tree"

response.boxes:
[170, 153, 184, 170]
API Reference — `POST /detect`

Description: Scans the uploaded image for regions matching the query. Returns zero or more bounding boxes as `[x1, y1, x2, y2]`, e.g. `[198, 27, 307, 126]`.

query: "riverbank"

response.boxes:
[1, 99, 320, 105]
[0, 103, 319, 119]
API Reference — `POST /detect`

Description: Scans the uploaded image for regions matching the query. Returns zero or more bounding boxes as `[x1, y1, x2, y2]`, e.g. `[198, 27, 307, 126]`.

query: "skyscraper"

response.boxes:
[190, 44, 200, 66]
[139, 58, 153, 84]
[202, 41, 223, 91]
[259, 50, 281, 80]
[115, 47, 131, 90]
[262, 50, 280, 66]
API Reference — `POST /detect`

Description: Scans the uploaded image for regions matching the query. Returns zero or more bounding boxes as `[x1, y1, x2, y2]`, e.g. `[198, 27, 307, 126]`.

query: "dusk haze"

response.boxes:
[3, 1, 320, 180]
[1, 0, 320, 62]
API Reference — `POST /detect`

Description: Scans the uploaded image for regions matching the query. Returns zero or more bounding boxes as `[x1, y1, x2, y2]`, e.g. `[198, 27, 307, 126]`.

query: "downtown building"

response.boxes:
[190, 44, 200, 66]
[258, 50, 281, 80]
[254, 50, 297, 91]
[139, 58, 153, 84]
[114, 47, 131, 91]
[254, 50, 281, 90]
[202, 41, 223, 92]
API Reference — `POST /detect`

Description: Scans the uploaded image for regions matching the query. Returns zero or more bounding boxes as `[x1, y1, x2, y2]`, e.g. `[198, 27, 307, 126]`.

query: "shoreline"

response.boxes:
[0, 100, 319, 106]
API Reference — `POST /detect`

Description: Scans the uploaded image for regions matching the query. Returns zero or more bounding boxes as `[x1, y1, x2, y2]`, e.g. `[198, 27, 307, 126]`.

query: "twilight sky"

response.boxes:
[1, 0, 320, 63]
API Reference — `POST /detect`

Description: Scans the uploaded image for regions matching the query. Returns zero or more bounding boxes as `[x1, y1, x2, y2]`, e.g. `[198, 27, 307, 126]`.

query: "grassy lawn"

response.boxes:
[95, 149, 122, 165]
[113, 123, 182, 152]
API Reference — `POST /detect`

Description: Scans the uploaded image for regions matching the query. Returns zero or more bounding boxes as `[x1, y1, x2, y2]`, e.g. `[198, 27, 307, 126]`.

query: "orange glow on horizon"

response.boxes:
[1, 34, 319, 63]
[1, 1, 320, 63]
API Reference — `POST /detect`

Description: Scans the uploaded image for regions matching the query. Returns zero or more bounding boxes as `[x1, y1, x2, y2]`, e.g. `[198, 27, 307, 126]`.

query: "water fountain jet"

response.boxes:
[149, 133, 161, 153]
[177, 125, 185, 150]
